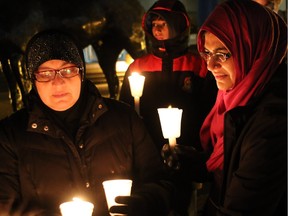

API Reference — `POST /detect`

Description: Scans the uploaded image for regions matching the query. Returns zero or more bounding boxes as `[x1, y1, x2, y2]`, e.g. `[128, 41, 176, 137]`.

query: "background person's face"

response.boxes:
[35, 60, 81, 111]
[253, 0, 279, 12]
[204, 32, 236, 91]
[152, 19, 169, 40]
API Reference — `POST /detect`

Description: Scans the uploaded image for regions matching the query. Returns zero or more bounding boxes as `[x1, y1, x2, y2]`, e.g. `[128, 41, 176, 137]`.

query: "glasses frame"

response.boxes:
[200, 51, 232, 63]
[33, 66, 82, 82]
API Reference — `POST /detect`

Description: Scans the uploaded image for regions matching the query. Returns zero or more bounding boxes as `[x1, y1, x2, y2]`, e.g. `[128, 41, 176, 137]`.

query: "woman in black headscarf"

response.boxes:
[0, 29, 174, 216]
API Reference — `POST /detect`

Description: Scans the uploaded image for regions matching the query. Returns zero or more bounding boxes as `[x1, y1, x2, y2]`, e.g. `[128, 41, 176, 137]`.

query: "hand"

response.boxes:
[161, 143, 209, 181]
[109, 195, 148, 216]
[161, 143, 181, 170]
[161, 143, 197, 169]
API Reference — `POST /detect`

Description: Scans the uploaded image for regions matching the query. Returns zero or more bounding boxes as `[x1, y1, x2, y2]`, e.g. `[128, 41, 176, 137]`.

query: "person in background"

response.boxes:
[253, 0, 283, 12]
[119, 0, 217, 215]
[0, 29, 174, 216]
[253, 0, 287, 24]
[162, 0, 287, 215]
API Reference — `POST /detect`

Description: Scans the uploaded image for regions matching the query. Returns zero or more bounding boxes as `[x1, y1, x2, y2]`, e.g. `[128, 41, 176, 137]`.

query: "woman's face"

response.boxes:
[203, 32, 236, 91]
[35, 60, 81, 111]
[152, 19, 169, 40]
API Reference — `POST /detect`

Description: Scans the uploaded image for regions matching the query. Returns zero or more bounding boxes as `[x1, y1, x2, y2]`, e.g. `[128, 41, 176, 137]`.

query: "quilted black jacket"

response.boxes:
[0, 80, 174, 216]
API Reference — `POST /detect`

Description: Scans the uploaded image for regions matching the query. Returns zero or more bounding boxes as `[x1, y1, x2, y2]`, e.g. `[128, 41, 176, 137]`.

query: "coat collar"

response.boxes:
[26, 80, 108, 138]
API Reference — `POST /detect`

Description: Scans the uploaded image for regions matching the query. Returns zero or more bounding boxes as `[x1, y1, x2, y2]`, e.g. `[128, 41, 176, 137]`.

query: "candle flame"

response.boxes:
[131, 72, 139, 76]
[72, 197, 81, 201]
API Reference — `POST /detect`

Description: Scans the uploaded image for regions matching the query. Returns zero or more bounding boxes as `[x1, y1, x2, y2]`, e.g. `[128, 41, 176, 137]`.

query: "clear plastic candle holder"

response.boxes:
[157, 106, 183, 146]
[128, 72, 145, 98]
[102, 179, 133, 216]
[59, 197, 94, 216]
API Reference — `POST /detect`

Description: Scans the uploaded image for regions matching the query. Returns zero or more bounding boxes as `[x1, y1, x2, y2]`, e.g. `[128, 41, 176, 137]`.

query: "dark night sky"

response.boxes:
[0, 0, 146, 50]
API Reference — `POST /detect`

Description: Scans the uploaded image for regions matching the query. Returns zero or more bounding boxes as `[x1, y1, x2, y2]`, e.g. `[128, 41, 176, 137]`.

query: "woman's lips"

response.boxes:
[214, 74, 227, 80]
[53, 92, 68, 98]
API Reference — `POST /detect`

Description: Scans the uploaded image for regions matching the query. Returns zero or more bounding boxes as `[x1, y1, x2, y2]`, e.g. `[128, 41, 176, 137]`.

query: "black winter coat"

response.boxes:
[0, 80, 174, 216]
[119, 0, 217, 152]
[119, 53, 217, 151]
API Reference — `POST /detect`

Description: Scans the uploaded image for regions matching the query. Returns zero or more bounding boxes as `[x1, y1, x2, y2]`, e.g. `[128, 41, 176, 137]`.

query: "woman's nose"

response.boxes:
[206, 57, 220, 72]
[52, 73, 65, 84]
[155, 26, 163, 32]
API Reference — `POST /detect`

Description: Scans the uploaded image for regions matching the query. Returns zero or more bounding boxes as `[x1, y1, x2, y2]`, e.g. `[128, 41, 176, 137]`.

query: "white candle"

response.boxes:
[60, 197, 94, 216]
[128, 72, 145, 115]
[157, 106, 183, 147]
[102, 179, 133, 216]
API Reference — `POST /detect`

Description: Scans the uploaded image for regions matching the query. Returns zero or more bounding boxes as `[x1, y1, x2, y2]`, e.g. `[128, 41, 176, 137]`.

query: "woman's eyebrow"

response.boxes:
[204, 47, 229, 53]
[38, 63, 76, 70]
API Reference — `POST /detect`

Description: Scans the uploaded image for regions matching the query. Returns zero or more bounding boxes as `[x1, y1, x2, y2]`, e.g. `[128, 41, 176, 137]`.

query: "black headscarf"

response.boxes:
[26, 29, 85, 81]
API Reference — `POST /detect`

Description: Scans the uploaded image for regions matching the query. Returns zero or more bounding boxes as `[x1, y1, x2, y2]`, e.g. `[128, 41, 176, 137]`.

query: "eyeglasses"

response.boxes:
[34, 66, 81, 82]
[199, 51, 232, 63]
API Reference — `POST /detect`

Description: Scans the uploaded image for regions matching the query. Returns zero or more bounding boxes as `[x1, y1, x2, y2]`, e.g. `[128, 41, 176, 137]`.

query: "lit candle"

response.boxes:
[60, 197, 94, 216]
[128, 72, 145, 115]
[102, 179, 133, 216]
[157, 106, 183, 147]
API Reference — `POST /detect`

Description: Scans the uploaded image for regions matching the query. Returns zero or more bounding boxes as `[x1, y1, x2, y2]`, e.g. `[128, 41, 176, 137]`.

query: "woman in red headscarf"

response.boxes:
[161, 0, 287, 215]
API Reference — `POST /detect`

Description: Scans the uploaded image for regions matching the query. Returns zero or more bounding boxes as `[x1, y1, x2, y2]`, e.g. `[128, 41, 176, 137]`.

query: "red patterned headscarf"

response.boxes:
[197, 0, 287, 172]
